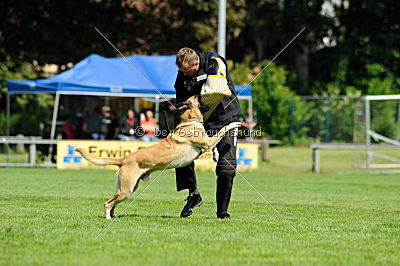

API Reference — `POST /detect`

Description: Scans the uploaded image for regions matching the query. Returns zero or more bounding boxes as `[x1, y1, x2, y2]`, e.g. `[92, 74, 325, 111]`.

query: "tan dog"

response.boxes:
[75, 95, 241, 219]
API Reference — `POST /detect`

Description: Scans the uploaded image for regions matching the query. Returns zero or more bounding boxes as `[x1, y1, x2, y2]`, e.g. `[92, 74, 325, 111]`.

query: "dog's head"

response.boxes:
[175, 95, 210, 123]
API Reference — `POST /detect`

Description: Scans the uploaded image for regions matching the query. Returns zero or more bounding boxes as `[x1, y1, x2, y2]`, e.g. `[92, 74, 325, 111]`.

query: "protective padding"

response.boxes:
[200, 76, 231, 120]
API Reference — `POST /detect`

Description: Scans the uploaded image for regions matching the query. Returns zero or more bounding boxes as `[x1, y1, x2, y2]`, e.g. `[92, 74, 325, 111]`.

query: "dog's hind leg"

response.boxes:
[104, 164, 141, 219]
[108, 179, 141, 217]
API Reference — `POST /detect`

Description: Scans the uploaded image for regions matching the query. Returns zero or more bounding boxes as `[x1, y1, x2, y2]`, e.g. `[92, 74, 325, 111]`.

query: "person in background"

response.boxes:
[84, 108, 104, 140]
[239, 107, 257, 138]
[118, 109, 138, 141]
[140, 110, 158, 142]
[75, 112, 87, 139]
[101, 106, 119, 140]
[62, 114, 75, 139]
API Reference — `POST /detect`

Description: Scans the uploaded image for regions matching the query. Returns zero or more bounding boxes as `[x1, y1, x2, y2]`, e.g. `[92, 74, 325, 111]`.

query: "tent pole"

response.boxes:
[155, 95, 160, 124]
[134, 97, 139, 114]
[6, 92, 10, 162]
[48, 92, 60, 163]
[249, 97, 254, 139]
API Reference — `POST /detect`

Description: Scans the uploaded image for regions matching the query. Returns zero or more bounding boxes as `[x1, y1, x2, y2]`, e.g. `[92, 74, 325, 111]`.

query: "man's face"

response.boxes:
[146, 110, 153, 119]
[180, 60, 199, 76]
[127, 110, 134, 119]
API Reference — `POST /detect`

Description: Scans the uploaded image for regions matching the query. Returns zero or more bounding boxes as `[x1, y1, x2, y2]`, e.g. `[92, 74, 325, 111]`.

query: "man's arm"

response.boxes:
[174, 71, 187, 103]
[174, 72, 186, 126]
[203, 56, 231, 97]
[207, 57, 227, 78]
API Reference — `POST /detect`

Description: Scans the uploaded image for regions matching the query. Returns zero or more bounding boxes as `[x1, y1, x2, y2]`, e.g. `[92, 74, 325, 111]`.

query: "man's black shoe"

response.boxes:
[217, 212, 231, 219]
[180, 193, 203, 217]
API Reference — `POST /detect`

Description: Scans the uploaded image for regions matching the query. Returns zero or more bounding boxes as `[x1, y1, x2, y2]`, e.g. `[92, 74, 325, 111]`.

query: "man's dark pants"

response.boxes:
[175, 117, 238, 214]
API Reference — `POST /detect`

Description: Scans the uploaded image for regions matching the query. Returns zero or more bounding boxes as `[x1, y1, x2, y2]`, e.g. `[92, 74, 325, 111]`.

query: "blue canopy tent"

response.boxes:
[6, 53, 252, 141]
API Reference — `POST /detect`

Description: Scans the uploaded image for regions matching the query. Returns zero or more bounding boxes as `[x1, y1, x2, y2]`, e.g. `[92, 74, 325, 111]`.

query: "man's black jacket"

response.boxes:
[174, 51, 241, 123]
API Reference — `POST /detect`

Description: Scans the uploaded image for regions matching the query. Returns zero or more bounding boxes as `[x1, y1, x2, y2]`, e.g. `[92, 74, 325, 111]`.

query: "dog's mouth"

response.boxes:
[175, 96, 209, 115]
[175, 101, 209, 114]
[174, 102, 190, 111]
[200, 105, 211, 114]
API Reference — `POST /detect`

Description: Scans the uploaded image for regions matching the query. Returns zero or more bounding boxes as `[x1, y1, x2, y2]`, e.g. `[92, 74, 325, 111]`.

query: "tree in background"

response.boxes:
[0, 58, 53, 136]
[230, 58, 307, 143]
[1, 0, 398, 93]
[312, 0, 400, 95]
[228, 0, 336, 94]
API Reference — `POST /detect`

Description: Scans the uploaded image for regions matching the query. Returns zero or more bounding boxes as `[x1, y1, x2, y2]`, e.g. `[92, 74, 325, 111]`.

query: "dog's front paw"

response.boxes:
[212, 148, 219, 162]
[228, 122, 242, 130]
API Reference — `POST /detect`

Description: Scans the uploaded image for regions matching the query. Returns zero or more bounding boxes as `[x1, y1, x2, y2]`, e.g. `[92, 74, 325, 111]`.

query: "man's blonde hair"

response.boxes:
[176, 47, 198, 69]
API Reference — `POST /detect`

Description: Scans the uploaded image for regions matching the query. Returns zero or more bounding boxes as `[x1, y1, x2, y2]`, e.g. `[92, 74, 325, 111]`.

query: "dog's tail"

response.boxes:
[75, 147, 122, 166]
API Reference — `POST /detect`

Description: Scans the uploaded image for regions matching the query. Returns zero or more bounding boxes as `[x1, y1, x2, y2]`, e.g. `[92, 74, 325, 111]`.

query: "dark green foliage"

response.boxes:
[295, 97, 359, 144]
[0, 57, 54, 136]
[252, 61, 294, 142]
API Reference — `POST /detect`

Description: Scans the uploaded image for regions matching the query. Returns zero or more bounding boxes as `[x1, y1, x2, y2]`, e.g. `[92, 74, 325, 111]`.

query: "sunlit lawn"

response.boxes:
[1, 147, 399, 265]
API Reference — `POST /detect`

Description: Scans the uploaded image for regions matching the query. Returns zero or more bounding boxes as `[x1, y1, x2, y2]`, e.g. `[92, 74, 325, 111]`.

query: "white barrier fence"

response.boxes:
[0, 137, 58, 167]
[311, 143, 400, 173]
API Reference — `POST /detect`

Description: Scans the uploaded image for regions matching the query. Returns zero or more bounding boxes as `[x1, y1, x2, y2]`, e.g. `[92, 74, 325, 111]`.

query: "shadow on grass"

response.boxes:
[118, 213, 178, 219]
[96, 214, 179, 219]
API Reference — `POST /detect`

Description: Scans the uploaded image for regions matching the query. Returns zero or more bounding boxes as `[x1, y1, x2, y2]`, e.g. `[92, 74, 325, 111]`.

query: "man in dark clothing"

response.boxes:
[84, 108, 104, 140]
[118, 109, 139, 141]
[102, 106, 119, 140]
[174, 47, 241, 219]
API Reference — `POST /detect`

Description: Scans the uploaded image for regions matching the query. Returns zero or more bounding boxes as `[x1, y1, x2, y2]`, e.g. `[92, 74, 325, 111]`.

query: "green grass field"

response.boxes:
[1, 147, 399, 265]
